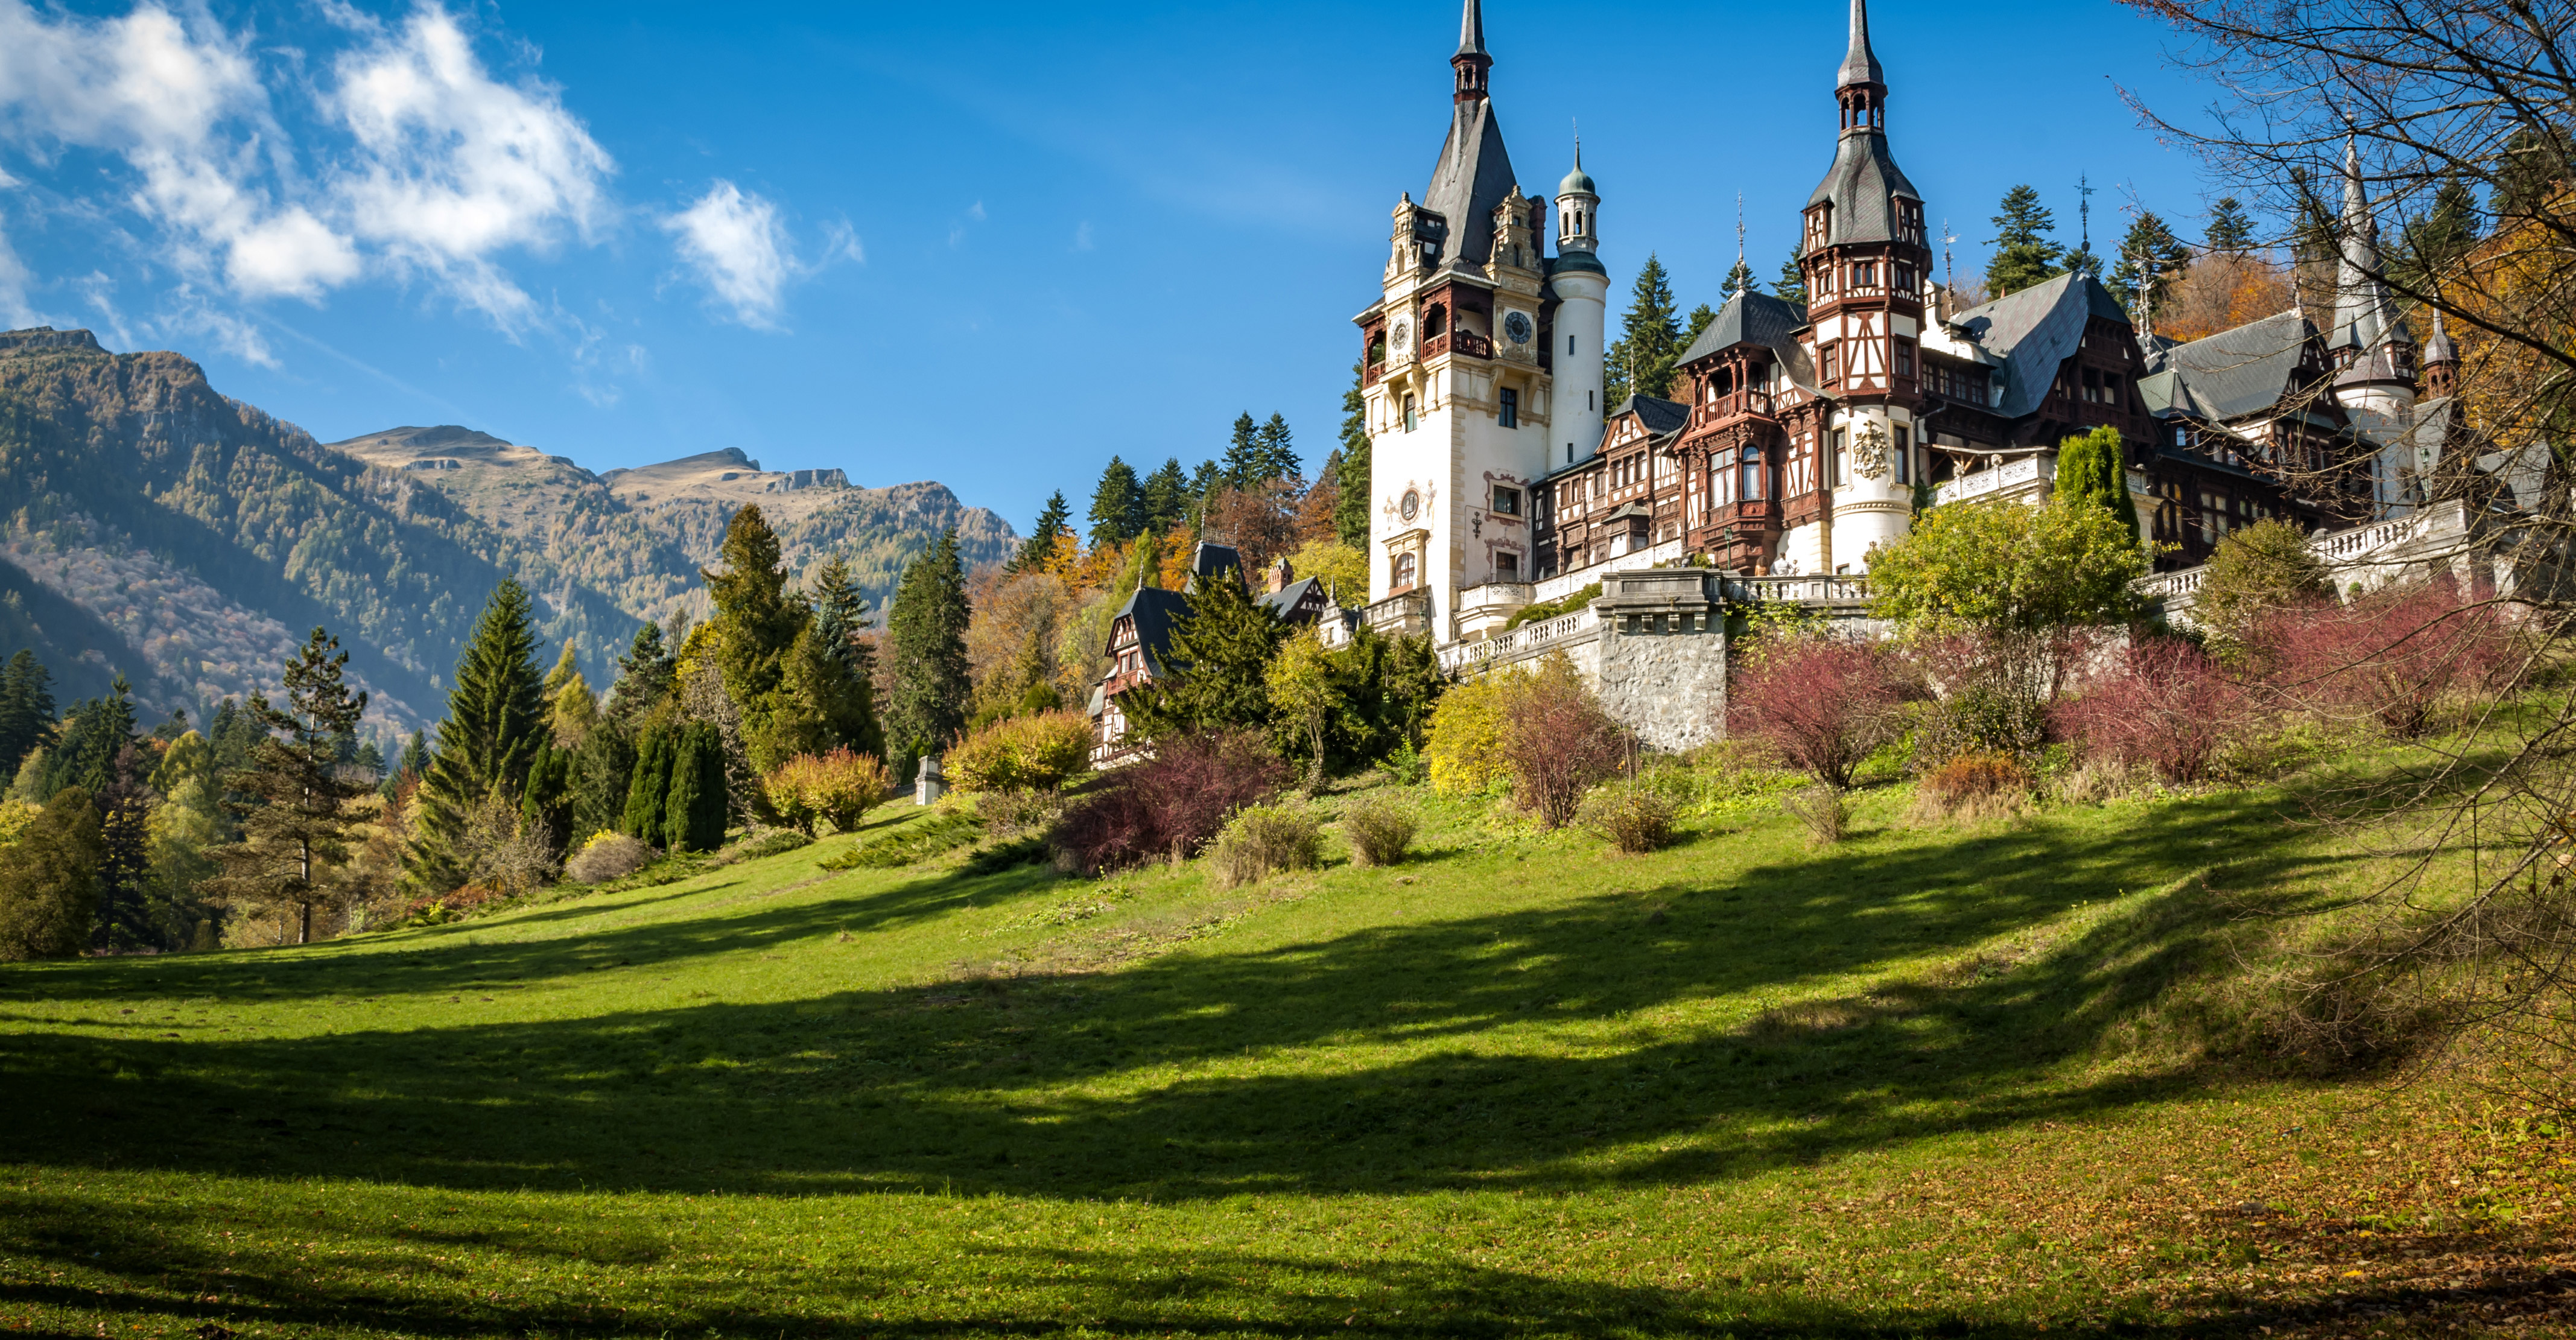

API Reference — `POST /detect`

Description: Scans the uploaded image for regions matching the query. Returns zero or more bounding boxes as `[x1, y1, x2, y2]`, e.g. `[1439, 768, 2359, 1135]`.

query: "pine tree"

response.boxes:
[1140, 460, 1191, 534]
[1721, 258, 1759, 302]
[0, 649, 54, 778]
[2205, 196, 2258, 254]
[2395, 173, 2481, 295]
[705, 505, 814, 772]
[1605, 253, 1683, 405]
[2109, 212, 2191, 318]
[1254, 413, 1299, 483]
[1334, 362, 1372, 548]
[1221, 413, 1264, 488]
[1121, 572, 1289, 740]
[203, 627, 372, 944]
[1088, 457, 1145, 548]
[1985, 185, 2066, 296]
[882, 527, 971, 785]
[608, 621, 678, 723]
[1010, 492, 1074, 572]
[412, 580, 547, 891]
[94, 743, 155, 951]
[1777, 247, 1810, 307]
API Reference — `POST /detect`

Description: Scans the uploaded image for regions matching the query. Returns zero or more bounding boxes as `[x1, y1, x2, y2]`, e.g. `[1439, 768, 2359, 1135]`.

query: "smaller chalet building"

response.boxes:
[1087, 545, 1339, 762]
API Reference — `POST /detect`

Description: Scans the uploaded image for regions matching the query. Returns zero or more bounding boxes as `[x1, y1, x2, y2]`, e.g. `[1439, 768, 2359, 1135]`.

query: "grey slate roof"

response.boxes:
[1114, 586, 1193, 681]
[2154, 311, 2317, 424]
[1805, 130, 1919, 246]
[2327, 139, 2415, 388]
[1838, 0, 1885, 88]
[1677, 291, 1810, 369]
[1261, 577, 1330, 626]
[1942, 271, 2132, 419]
[1421, 99, 1518, 268]
[1611, 394, 1690, 436]
[1189, 540, 1243, 586]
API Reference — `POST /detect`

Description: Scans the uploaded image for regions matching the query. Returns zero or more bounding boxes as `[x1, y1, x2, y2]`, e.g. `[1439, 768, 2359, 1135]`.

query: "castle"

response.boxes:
[1353, 0, 2472, 652]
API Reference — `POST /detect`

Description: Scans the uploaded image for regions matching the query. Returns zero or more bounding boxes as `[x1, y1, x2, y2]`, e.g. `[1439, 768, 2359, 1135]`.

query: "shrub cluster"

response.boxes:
[2251, 581, 2518, 737]
[946, 711, 1094, 793]
[1581, 784, 1678, 854]
[2051, 640, 2243, 783]
[1780, 784, 1847, 846]
[1207, 804, 1323, 888]
[1338, 793, 1419, 867]
[1728, 634, 1918, 786]
[764, 748, 892, 836]
[1051, 729, 1288, 873]
[563, 831, 654, 884]
[1909, 752, 2034, 827]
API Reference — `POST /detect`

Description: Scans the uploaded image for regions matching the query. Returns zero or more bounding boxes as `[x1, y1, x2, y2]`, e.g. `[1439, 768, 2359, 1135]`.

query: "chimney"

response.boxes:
[1267, 559, 1293, 594]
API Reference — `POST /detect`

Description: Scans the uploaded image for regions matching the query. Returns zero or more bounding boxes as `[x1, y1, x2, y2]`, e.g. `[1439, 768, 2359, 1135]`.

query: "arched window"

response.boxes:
[1391, 552, 1419, 590]
[1424, 304, 1448, 338]
[1368, 332, 1387, 364]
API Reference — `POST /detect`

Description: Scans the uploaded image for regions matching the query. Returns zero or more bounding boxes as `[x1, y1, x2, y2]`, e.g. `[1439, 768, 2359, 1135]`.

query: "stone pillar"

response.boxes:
[1591, 570, 1729, 752]
[915, 755, 947, 806]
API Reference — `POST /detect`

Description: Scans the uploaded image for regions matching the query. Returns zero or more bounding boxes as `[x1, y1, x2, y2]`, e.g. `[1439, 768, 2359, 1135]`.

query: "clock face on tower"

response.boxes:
[1503, 311, 1532, 345]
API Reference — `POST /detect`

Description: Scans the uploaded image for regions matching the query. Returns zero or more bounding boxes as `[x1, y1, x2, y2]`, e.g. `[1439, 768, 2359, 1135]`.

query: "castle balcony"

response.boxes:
[1688, 389, 1777, 431]
[1363, 360, 1387, 387]
[1934, 451, 2054, 507]
[1451, 581, 1534, 642]
[1420, 331, 1494, 361]
[1363, 591, 1432, 637]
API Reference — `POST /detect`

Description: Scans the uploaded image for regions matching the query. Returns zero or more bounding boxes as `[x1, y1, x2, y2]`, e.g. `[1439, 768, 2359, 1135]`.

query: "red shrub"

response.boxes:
[2052, 638, 2245, 783]
[1728, 635, 1918, 787]
[1496, 658, 1632, 828]
[1052, 729, 1289, 873]
[2253, 580, 2519, 737]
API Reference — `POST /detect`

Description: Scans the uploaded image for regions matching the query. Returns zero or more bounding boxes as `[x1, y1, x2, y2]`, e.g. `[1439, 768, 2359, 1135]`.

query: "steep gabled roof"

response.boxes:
[1111, 586, 1192, 681]
[1943, 271, 2131, 419]
[1804, 132, 1919, 246]
[1610, 395, 1690, 437]
[1421, 100, 1518, 269]
[1678, 291, 1810, 368]
[2157, 311, 2317, 424]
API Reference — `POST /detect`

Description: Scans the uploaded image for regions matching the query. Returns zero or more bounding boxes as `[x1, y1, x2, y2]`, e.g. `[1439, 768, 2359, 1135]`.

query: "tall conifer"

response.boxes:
[1088, 457, 1144, 547]
[0, 650, 54, 778]
[608, 622, 677, 723]
[2205, 197, 2258, 254]
[1605, 254, 1683, 404]
[413, 580, 547, 890]
[705, 505, 810, 769]
[883, 528, 971, 783]
[1334, 363, 1372, 547]
[1010, 493, 1074, 572]
[1985, 185, 2067, 296]
[203, 628, 372, 944]
[1140, 460, 1191, 534]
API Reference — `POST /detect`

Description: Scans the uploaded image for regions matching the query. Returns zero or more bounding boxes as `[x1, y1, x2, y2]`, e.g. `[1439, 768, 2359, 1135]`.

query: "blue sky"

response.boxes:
[0, 0, 2230, 535]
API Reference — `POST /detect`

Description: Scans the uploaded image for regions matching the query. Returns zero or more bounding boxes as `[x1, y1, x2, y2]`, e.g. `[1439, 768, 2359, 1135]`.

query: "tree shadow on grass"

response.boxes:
[0, 784, 2362, 1206]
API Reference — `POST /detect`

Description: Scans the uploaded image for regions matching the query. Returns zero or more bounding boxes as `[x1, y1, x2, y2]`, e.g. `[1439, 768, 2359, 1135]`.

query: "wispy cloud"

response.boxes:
[664, 181, 861, 329]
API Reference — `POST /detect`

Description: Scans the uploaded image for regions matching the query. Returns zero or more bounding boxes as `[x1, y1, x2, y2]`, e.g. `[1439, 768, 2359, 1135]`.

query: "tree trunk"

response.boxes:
[298, 900, 311, 945]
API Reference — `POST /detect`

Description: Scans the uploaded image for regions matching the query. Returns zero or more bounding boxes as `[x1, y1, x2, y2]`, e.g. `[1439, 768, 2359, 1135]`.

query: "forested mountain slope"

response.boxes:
[0, 326, 1015, 739]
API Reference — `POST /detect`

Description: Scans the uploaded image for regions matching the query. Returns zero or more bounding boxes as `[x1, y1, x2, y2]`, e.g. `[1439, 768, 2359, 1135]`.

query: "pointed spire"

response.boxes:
[1457, 0, 1486, 58]
[1838, 0, 1885, 90]
[1450, 0, 1493, 103]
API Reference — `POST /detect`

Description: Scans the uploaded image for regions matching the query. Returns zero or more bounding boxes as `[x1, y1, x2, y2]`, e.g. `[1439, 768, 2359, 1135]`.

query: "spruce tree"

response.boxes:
[203, 627, 372, 944]
[2396, 173, 2481, 294]
[2110, 212, 2191, 318]
[43, 676, 138, 801]
[1334, 362, 1372, 548]
[1087, 457, 1144, 548]
[1140, 459, 1191, 534]
[1184, 460, 1226, 530]
[93, 743, 155, 951]
[1777, 247, 1810, 306]
[1985, 185, 2066, 296]
[808, 555, 878, 698]
[2205, 196, 2257, 254]
[1121, 572, 1288, 740]
[413, 580, 547, 891]
[882, 527, 971, 784]
[1683, 303, 1719, 349]
[607, 621, 678, 723]
[1010, 492, 1074, 572]
[1221, 413, 1264, 488]
[1605, 253, 1683, 404]
[0, 649, 53, 778]
[1254, 413, 1299, 483]
[705, 505, 812, 770]
[1721, 258, 1759, 302]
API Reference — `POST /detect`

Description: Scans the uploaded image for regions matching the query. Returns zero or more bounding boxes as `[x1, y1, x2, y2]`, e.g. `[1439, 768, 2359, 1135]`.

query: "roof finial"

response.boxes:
[1838, 0, 1885, 89]
[1736, 191, 1746, 268]
[1457, 0, 1486, 59]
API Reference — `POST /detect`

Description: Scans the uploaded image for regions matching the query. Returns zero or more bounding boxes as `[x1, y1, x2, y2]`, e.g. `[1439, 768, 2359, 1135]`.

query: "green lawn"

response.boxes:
[3, 777, 2569, 1338]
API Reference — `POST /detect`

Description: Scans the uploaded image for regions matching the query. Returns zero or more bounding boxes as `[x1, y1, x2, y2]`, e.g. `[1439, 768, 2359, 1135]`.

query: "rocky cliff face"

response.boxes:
[0, 327, 1016, 737]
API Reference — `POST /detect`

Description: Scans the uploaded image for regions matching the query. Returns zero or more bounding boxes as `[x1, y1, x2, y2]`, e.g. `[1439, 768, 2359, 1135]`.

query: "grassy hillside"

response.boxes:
[3, 773, 2571, 1338]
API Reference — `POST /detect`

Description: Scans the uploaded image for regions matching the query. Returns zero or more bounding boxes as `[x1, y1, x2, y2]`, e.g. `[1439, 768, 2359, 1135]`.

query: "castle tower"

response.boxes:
[1351, 0, 1558, 637]
[1551, 145, 1608, 469]
[1784, 0, 1928, 575]
[2329, 138, 2420, 419]
[2422, 308, 2459, 401]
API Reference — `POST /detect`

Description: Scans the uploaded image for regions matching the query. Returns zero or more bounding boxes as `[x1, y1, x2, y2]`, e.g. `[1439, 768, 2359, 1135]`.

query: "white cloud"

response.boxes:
[0, 217, 36, 327]
[328, 4, 614, 326]
[664, 180, 790, 328]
